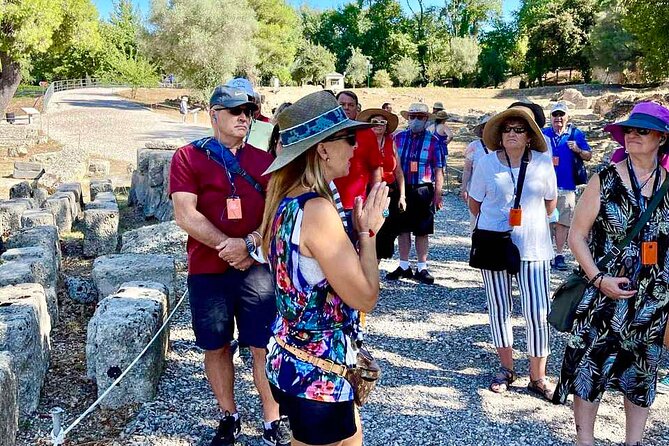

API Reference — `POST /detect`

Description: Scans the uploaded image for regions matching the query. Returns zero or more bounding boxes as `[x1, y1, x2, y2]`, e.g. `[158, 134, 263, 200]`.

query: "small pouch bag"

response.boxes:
[346, 347, 381, 406]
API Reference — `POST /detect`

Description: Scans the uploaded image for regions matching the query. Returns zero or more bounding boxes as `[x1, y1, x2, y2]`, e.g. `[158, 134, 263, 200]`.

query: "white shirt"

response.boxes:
[465, 139, 489, 184]
[469, 150, 558, 261]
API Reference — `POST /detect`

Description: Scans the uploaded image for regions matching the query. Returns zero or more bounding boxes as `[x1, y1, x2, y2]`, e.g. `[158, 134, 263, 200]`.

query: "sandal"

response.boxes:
[527, 377, 554, 401]
[489, 366, 516, 393]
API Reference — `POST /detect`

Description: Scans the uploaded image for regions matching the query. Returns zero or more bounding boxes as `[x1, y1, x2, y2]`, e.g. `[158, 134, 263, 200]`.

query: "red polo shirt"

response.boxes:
[169, 142, 273, 275]
[334, 128, 383, 210]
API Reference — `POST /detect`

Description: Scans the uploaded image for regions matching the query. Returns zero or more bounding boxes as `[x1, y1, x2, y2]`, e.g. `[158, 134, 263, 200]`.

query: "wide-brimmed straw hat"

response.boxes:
[472, 114, 494, 138]
[604, 101, 669, 149]
[263, 91, 375, 174]
[400, 103, 434, 120]
[357, 108, 399, 134]
[483, 106, 548, 152]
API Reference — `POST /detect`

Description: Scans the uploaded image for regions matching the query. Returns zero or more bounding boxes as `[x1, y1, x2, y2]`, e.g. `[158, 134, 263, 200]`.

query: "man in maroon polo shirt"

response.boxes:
[169, 85, 289, 446]
[333, 90, 383, 229]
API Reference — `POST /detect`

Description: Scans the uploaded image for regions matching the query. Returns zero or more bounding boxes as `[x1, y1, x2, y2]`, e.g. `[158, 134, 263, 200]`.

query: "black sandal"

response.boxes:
[527, 377, 554, 401]
[489, 366, 516, 393]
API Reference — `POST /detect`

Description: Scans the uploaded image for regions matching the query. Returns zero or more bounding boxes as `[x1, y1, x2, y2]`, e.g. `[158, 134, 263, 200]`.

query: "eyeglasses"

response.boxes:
[622, 127, 652, 136]
[502, 126, 528, 134]
[213, 106, 253, 118]
[371, 118, 387, 126]
[408, 114, 427, 120]
[551, 111, 566, 117]
[324, 132, 357, 146]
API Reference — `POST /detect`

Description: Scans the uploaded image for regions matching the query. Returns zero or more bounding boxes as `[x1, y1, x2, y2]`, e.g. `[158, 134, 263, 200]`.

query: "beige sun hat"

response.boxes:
[483, 107, 548, 152]
[263, 91, 375, 175]
[400, 103, 434, 120]
[357, 108, 399, 134]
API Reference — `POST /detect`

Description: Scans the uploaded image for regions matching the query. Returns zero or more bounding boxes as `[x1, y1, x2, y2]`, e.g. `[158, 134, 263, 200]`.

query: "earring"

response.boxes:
[326, 157, 330, 162]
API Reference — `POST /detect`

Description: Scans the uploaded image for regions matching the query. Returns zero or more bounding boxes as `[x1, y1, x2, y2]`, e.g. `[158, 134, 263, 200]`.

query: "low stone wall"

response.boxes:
[121, 221, 188, 271]
[128, 143, 177, 222]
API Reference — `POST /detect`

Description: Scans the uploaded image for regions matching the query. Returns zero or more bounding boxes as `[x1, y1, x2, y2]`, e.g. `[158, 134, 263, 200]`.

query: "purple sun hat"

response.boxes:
[604, 101, 669, 148]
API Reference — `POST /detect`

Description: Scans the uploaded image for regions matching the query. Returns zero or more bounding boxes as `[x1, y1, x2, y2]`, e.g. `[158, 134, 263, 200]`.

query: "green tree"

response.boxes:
[345, 47, 369, 87]
[622, 0, 669, 80]
[99, 47, 159, 97]
[0, 0, 100, 114]
[372, 69, 393, 87]
[248, 0, 302, 85]
[291, 41, 336, 85]
[440, 0, 502, 37]
[391, 55, 419, 86]
[587, 3, 639, 76]
[145, 0, 258, 93]
[476, 19, 517, 87]
[360, 0, 413, 72]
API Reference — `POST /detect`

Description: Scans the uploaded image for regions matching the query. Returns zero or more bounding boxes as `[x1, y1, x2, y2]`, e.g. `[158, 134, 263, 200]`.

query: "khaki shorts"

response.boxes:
[556, 190, 576, 226]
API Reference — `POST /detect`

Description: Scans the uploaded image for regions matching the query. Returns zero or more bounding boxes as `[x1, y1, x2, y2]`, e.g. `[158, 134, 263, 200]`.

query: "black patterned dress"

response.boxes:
[554, 165, 669, 408]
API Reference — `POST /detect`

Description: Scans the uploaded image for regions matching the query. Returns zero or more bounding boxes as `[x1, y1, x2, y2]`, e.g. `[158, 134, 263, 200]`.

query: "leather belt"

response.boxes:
[275, 336, 348, 378]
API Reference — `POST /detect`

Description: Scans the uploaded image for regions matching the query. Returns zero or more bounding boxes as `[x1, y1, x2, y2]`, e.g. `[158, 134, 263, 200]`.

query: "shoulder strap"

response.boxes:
[192, 137, 265, 197]
[596, 174, 669, 269]
[481, 140, 489, 154]
[513, 149, 531, 209]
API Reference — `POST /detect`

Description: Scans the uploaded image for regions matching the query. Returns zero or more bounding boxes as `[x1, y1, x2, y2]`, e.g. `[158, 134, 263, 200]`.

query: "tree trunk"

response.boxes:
[0, 52, 22, 117]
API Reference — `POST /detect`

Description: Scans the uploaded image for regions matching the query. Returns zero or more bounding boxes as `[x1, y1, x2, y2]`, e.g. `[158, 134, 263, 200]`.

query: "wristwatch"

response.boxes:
[244, 235, 255, 254]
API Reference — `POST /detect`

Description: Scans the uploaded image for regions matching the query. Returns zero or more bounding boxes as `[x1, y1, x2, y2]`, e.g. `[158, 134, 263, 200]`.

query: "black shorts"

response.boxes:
[270, 384, 357, 445]
[376, 182, 400, 259]
[188, 264, 276, 351]
[396, 183, 435, 236]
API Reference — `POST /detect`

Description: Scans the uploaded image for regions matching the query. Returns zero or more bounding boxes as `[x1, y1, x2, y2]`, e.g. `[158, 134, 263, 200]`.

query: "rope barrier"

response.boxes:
[50, 288, 189, 445]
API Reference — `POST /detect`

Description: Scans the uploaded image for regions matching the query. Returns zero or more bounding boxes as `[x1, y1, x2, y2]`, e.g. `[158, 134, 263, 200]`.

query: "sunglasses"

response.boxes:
[408, 114, 427, 120]
[622, 127, 652, 135]
[371, 118, 388, 126]
[324, 132, 357, 146]
[551, 111, 566, 117]
[502, 126, 528, 134]
[213, 106, 253, 117]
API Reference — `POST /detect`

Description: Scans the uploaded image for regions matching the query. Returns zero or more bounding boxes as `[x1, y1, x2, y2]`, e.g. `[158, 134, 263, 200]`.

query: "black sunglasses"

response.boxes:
[502, 126, 528, 134]
[622, 127, 652, 135]
[551, 111, 566, 117]
[324, 132, 357, 146]
[213, 106, 253, 117]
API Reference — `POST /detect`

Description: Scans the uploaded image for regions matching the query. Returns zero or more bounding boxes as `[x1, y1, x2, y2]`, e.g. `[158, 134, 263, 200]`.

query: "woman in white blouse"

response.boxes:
[468, 106, 557, 400]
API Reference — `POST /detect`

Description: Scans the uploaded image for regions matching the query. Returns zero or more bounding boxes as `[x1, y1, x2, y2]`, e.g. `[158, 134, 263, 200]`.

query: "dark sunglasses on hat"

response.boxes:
[502, 126, 528, 134]
[213, 106, 253, 117]
[324, 131, 357, 146]
[622, 126, 652, 135]
[371, 118, 388, 126]
[551, 111, 566, 117]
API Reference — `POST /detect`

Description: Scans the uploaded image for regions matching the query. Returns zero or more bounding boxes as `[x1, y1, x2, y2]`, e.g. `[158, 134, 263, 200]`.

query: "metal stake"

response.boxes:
[50, 407, 65, 445]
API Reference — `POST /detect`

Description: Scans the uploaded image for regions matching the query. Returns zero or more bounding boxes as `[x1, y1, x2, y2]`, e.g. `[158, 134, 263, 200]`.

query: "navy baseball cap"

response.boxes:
[225, 77, 255, 98]
[209, 85, 257, 110]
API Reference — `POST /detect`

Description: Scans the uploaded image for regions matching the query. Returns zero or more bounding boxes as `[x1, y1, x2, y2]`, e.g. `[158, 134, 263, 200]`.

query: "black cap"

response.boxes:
[509, 100, 546, 128]
[209, 85, 258, 110]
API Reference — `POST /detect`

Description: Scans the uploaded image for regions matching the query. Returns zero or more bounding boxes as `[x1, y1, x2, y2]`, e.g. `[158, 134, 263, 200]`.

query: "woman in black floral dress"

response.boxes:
[554, 102, 669, 446]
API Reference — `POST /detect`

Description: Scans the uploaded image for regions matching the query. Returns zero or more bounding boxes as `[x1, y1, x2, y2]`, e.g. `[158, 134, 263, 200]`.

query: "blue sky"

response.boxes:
[93, 0, 521, 21]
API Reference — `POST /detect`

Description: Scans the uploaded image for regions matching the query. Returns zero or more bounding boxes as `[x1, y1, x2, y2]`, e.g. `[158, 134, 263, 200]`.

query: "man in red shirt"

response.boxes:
[333, 91, 383, 230]
[169, 85, 289, 446]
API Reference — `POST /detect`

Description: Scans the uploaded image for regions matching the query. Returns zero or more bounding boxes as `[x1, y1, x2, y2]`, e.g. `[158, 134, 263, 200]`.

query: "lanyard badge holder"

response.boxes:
[216, 144, 243, 220]
[504, 149, 530, 227]
[627, 158, 661, 266]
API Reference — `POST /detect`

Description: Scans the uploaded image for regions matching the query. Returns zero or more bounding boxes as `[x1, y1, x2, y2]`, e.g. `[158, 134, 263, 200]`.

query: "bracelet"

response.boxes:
[358, 229, 376, 237]
[596, 274, 606, 288]
[589, 271, 605, 286]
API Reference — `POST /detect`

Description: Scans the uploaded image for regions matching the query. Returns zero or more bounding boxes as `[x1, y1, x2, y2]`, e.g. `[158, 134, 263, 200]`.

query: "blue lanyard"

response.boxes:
[211, 139, 238, 196]
[626, 157, 660, 212]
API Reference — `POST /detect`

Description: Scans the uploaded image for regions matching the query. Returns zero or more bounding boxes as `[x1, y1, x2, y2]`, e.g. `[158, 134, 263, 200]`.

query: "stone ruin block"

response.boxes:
[64, 276, 98, 304]
[56, 182, 84, 210]
[129, 149, 175, 221]
[121, 221, 188, 272]
[90, 179, 113, 202]
[84, 200, 119, 211]
[86, 282, 168, 409]
[88, 160, 110, 177]
[0, 199, 32, 235]
[12, 161, 43, 180]
[92, 254, 176, 308]
[46, 196, 72, 233]
[32, 187, 48, 208]
[20, 209, 55, 229]
[94, 191, 116, 203]
[6, 225, 61, 267]
[51, 190, 79, 221]
[0, 284, 51, 416]
[0, 351, 18, 446]
[0, 247, 58, 324]
[83, 208, 119, 258]
[8, 181, 31, 200]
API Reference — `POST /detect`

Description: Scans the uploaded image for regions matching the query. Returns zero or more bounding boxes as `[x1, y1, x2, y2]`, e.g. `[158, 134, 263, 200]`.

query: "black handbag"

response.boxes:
[548, 175, 669, 332]
[569, 129, 589, 186]
[469, 149, 528, 275]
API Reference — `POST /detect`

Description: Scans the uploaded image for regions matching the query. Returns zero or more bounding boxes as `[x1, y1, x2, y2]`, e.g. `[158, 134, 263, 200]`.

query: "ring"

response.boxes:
[382, 208, 390, 218]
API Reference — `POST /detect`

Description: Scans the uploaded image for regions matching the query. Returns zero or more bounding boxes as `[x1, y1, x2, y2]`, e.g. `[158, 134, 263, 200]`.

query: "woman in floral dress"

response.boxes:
[259, 91, 388, 446]
[554, 102, 669, 446]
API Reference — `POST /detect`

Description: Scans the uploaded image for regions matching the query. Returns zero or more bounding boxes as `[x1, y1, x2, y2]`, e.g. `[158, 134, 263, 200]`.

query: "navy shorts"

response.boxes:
[396, 183, 435, 236]
[188, 264, 276, 351]
[270, 384, 357, 445]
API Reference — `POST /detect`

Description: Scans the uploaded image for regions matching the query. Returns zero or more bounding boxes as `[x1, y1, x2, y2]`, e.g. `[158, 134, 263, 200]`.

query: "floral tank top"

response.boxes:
[265, 192, 362, 402]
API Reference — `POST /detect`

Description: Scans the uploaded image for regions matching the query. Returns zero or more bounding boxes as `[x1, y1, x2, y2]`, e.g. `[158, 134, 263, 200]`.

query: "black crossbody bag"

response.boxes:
[469, 149, 529, 275]
[548, 174, 669, 332]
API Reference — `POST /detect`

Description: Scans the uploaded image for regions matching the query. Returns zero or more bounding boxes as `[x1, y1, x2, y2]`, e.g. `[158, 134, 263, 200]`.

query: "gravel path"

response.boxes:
[42, 88, 210, 178]
[119, 193, 669, 446]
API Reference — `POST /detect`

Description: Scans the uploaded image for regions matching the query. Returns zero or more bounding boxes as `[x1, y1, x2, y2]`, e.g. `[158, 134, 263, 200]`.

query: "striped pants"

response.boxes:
[481, 260, 551, 357]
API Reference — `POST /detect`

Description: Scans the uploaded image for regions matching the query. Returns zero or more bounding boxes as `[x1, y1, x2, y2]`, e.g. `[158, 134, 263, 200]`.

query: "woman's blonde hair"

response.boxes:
[261, 146, 333, 255]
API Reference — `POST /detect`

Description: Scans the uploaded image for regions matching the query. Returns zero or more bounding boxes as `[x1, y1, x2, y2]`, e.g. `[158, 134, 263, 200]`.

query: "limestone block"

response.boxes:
[0, 259, 57, 325]
[94, 192, 116, 203]
[0, 284, 51, 416]
[0, 352, 18, 446]
[64, 276, 98, 304]
[90, 179, 113, 201]
[121, 221, 188, 272]
[0, 200, 32, 234]
[6, 225, 61, 266]
[46, 196, 72, 233]
[51, 190, 79, 221]
[129, 149, 174, 221]
[32, 188, 48, 209]
[20, 209, 55, 229]
[82, 209, 119, 258]
[56, 182, 84, 210]
[92, 254, 176, 307]
[88, 160, 110, 177]
[7, 145, 28, 157]
[8, 182, 31, 199]
[84, 201, 119, 211]
[86, 286, 167, 409]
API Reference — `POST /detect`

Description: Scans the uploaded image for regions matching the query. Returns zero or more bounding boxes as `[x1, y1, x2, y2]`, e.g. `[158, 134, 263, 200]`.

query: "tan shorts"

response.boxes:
[556, 190, 576, 226]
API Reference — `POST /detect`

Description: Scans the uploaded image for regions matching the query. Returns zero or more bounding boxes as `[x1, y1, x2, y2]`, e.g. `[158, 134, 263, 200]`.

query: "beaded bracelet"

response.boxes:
[589, 271, 605, 287]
